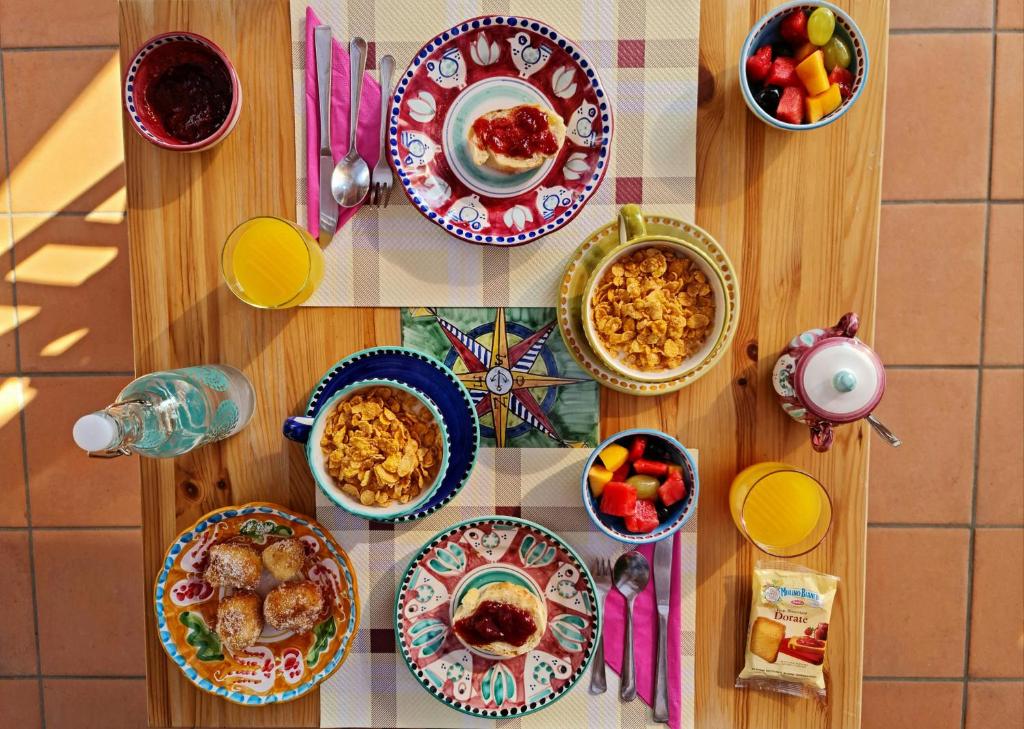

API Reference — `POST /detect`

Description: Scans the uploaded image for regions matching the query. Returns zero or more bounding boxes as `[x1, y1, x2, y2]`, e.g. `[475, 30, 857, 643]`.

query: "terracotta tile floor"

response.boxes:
[0, 2, 1021, 728]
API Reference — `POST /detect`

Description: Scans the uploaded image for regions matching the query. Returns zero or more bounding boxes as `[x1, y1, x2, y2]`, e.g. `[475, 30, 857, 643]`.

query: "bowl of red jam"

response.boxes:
[124, 32, 241, 151]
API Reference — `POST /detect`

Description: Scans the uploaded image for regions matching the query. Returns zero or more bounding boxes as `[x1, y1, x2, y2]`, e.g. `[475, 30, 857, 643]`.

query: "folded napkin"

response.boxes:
[304, 6, 382, 236]
[603, 535, 683, 728]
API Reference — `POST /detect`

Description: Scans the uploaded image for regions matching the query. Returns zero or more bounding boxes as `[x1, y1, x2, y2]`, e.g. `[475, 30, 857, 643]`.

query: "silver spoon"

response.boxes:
[331, 37, 370, 207]
[867, 414, 901, 447]
[613, 550, 650, 702]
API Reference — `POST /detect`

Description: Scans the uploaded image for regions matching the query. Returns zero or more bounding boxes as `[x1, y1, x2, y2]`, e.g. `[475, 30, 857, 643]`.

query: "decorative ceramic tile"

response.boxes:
[402, 308, 598, 448]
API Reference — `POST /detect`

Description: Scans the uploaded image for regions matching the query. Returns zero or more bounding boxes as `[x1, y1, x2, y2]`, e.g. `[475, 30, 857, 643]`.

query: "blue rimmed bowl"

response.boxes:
[285, 379, 451, 521]
[283, 347, 481, 523]
[740, 1, 869, 131]
[581, 428, 699, 544]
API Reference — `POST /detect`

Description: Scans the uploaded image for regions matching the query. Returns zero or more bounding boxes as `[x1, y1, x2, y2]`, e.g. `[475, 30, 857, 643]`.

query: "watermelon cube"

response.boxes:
[745, 44, 773, 82]
[779, 10, 809, 45]
[775, 86, 805, 124]
[624, 499, 660, 533]
[764, 57, 800, 88]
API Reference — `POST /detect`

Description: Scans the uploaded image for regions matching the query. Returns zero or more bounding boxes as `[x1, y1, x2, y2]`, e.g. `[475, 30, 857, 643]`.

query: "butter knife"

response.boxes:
[314, 26, 338, 246]
[653, 537, 672, 723]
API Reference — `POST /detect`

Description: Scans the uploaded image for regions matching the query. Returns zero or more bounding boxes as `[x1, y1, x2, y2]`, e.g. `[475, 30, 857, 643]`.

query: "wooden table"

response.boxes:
[119, 1, 888, 726]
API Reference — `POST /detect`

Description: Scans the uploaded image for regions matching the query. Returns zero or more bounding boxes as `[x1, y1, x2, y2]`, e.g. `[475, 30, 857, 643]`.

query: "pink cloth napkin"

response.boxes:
[304, 7, 382, 236]
[603, 534, 683, 728]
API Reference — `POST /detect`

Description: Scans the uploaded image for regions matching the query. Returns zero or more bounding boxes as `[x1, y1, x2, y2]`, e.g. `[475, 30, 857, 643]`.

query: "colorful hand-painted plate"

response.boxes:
[154, 502, 359, 705]
[558, 214, 741, 395]
[389, 15, 612, 246]
[289, 347, 481, 523]
[396, 516, 600, 718]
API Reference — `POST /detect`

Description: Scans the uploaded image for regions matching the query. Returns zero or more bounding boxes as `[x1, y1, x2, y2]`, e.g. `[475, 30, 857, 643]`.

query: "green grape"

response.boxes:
[822, 36, 851, 71]
[808, 7, 836, 46]
[627, 474, 660, 500]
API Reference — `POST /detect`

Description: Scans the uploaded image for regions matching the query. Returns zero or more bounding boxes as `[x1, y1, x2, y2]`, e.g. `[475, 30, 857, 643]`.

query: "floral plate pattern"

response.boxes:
[154, 503, 359, 705]
[389, 15, 613, 246]
[395, 516, 600, 718]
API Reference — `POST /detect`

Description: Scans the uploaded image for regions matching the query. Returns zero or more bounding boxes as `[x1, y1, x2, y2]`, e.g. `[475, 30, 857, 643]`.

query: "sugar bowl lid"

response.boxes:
[793, 336, 886, 423]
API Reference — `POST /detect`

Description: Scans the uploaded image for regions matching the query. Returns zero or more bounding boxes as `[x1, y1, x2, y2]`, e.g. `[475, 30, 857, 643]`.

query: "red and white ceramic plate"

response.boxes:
[395, 516, 600, 718]
[388, 15, 613, 246]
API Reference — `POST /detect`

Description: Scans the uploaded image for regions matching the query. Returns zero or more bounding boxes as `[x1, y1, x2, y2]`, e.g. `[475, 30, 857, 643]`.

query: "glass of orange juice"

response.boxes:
[221, 216, 325, 308]
[729, 462, 832, 557]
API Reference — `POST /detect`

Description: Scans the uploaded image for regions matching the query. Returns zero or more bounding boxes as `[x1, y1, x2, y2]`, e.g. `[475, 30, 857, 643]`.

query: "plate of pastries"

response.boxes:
[154, 502, 359, 704]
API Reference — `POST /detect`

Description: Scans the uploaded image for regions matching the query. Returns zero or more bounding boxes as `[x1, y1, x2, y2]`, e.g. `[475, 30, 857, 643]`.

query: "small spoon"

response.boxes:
[866, 414, 902, 447]
[613, 550, 650, 702]
[331, 37, 370, 207]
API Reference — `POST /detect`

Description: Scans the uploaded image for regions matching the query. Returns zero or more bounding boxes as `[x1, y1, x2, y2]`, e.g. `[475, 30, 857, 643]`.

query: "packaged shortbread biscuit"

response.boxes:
[736, 562, 839, 701]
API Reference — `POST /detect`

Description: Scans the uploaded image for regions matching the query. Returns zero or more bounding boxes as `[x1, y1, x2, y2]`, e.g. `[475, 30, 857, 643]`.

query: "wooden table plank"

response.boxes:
[120, 1, 887, 726]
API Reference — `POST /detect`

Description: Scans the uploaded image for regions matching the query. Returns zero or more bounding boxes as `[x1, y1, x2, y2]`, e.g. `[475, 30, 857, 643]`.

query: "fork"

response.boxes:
[589, 556, 612, 694]
[369, 54, 395, 206]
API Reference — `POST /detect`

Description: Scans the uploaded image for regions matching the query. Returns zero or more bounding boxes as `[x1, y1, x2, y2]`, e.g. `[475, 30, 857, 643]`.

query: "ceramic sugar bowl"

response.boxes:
[772, 312, 901, 452]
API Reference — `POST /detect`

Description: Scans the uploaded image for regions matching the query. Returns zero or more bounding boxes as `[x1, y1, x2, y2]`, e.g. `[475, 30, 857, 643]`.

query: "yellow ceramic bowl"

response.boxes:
[581, 205, 733, 384]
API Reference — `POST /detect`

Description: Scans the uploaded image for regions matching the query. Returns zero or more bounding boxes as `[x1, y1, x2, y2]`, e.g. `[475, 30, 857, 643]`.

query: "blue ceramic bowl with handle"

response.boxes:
[581, 427, 699, 544]
[283, 347, 481, 523]
[740, 1, 869, 131]
[285, 378, 451, 521]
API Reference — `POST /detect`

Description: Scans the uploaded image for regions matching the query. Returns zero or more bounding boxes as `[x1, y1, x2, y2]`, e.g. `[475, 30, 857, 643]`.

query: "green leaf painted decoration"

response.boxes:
[408, 618, 448, 658]
[239, 518, 294, 544]
[179, 611, 223, 661]
[550, 613, 589, 652]
[427, 543, 466, 575]
[306, 616, 337, 667]
[480, 661, 516, 707]
[518, 534, 556, 567]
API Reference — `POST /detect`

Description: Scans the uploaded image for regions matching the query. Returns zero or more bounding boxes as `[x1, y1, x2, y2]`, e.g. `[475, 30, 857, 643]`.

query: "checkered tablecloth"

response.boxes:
[289, 0, 699, 307]
[315, 447, 697, 728]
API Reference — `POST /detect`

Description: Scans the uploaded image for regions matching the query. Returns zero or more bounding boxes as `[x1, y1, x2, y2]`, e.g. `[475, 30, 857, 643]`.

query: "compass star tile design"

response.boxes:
[402, 308, 599, 448]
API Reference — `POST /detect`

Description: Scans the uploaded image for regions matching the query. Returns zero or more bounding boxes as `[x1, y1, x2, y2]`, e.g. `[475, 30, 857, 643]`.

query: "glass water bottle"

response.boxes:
[72, 365, 256, 458]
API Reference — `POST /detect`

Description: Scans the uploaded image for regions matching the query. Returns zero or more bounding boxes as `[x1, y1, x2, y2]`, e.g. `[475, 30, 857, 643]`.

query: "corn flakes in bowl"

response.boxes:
[582, 238, 730, 383]
[304, 379, 450, 520]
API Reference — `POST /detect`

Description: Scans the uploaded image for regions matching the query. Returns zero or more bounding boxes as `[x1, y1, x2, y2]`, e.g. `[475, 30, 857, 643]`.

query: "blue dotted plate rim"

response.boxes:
[388, 14, 614, 247]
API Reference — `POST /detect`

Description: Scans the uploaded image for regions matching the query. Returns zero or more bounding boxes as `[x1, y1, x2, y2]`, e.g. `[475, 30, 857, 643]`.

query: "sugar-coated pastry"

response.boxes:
[216, 590, 264, 653]
[205, 542, 262, 590]
[263, 580, 325, 634]
[261, 538, 306, 581]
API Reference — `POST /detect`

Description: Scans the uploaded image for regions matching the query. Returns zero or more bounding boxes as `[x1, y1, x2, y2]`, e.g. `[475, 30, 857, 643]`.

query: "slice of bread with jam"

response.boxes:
[467, 104, 566, 173]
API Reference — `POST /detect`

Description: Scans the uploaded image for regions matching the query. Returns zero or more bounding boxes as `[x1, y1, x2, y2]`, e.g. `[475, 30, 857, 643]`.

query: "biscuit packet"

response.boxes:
[736, 561, 839, 701]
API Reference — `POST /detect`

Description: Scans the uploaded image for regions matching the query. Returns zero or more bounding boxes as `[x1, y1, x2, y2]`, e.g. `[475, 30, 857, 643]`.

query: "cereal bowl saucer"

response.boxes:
[285, 379, 451, 521]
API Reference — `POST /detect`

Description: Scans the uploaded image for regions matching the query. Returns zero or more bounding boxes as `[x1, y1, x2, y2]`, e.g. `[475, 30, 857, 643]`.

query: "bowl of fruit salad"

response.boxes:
[582, 428, 699, 544]
[740, 1, 868, 130]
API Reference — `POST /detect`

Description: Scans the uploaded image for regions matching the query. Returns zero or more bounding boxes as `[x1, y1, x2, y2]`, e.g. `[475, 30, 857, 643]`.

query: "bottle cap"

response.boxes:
[73, 412, 119, 452]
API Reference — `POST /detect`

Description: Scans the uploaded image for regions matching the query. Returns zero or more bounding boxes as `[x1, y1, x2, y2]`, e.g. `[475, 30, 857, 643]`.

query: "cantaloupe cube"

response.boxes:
[796, 50, 830, 95]
[805, 83, 842, 123]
